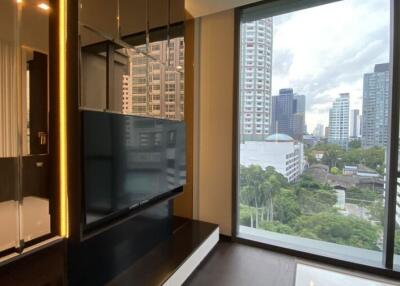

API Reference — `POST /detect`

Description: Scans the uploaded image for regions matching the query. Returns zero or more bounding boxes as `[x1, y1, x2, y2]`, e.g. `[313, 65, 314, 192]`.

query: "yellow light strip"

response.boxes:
[59, 0, 69, 237]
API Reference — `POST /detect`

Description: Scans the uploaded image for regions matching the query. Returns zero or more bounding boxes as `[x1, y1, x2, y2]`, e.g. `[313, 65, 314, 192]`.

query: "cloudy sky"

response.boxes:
[271, 0, 390, 132]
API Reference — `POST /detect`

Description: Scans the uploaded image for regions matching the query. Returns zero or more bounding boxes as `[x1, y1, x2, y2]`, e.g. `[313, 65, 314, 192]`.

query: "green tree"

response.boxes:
[320, 144, 344, 169]
[240, 165, 288, 227]
[330, 166, 340, 175]
[346, 187, 381, 206]
[291, 211, 381, 251]
[348, 140, 361, 149]
[273, 188, 301, 224]
[362, 147, 385, 174]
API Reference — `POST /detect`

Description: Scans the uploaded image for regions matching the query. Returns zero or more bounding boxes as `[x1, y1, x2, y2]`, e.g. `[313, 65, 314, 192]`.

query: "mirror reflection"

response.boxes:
[0, 0, 51, 255]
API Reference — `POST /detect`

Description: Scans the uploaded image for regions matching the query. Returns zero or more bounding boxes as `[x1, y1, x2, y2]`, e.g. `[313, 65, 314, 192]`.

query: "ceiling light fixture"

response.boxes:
[38, 3, 50, 10]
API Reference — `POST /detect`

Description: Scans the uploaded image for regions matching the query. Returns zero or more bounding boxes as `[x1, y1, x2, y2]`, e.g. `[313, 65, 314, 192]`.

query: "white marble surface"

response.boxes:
[295, 263, 399, 286]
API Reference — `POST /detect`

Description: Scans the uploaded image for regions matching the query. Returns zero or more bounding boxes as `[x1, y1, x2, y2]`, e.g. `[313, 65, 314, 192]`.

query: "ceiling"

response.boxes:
[185, 0, 261, 18]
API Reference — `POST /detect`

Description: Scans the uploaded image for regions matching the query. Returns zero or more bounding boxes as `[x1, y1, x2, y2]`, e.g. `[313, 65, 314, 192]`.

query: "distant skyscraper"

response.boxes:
[271, 89, 305, 140]
[349, 109, 361, 138]
[328, 93, 349, 148]
[294, 95, 306, 113]
[325, 126, 330, 138]
[313, 124, 324, 138]
[293, 94, 306, 140]
[271, 88, 294, 137]
[239, 18, 273, 141]
[362, 63, 390, 148]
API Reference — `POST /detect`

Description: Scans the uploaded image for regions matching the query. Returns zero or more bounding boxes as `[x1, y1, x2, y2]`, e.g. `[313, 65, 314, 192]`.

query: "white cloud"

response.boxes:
[271, 0, 390, 131]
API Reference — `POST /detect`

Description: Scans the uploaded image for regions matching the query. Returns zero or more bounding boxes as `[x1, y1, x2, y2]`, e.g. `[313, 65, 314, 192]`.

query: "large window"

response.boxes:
[236, 0, 400, 270]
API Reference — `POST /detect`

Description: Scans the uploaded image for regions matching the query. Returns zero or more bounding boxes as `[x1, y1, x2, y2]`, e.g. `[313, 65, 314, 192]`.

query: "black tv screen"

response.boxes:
[82, 110, 186, 227]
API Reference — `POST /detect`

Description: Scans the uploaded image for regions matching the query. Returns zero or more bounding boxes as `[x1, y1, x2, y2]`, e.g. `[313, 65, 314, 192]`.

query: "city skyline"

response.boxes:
[271, 0, 390, 131]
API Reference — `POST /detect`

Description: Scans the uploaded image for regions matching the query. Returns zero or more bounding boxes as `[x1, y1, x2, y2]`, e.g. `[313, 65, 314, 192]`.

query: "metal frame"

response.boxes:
[232, 0, 400, 278]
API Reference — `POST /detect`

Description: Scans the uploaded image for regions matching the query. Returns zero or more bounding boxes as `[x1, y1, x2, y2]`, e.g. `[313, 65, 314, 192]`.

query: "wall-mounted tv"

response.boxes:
[82, 110, 186, 229]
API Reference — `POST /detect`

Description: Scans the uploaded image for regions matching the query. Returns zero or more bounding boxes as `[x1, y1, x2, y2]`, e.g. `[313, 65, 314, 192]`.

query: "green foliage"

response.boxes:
[311, 143, 385, 175]
[348, 140, 362, 149]
[346, 187, 382, 206]
[330, 167, 340, 175]
[239, 163, 383, 252]
[318, 144, 344, 169]
[367, 201, 385, 225]
[291, 212, 381, 250]
[273, 189, 300, 224]
[395, 230, 400, 255]
[239, 204, 254, 227]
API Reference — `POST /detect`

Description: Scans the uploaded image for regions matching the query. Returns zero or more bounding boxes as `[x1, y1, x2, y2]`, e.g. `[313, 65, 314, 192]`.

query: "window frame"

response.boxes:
[232, 0, 400, 278]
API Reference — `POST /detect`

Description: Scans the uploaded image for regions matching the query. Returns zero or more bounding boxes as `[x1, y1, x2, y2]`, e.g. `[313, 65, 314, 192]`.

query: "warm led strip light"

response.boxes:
[59, 0, 69, 237]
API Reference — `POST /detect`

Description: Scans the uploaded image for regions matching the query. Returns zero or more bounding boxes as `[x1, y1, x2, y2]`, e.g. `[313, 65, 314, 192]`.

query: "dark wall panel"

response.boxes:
[68, 201, 173, 286]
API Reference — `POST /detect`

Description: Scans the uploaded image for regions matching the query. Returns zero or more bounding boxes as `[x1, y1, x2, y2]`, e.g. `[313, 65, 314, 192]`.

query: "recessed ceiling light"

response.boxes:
[16, 0, 23, 3]
[38, 3, 50, 10]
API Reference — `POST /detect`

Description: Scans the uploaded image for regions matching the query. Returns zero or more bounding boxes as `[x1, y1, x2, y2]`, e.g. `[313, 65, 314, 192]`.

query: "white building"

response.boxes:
[328, 93, 349, 148]
[240, 133, 304, 182]
[239, 18, 273, 141]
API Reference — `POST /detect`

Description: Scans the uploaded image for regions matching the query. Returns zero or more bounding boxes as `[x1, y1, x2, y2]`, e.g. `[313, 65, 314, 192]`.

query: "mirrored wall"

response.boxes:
[0, 0, 52, 257]
[79, 0, 185, 121]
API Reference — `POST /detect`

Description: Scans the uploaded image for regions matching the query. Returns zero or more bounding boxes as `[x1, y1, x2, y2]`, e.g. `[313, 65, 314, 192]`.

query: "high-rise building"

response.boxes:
[313, 124, 324, 138]
[362, 63, 390, 148]
[271, 88, 294, 137]
[239, 18, 273, 141]
[349, 109, 361, 139]
[293, 94, 306, 140]
[294, 95, 306, 113]
[128, 38, 185, 120]
[122, 75, 132, 114]
[325, 126, 330, 138]
[271, 89, 306, 140]
[328, 93, 349, 148]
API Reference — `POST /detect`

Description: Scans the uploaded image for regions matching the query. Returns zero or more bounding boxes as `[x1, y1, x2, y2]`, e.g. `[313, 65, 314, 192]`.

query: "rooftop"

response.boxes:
[265, 133, 294, 142]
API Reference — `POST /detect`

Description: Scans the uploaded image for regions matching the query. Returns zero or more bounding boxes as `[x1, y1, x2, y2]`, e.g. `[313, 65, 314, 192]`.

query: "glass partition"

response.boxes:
[0, 0, 52, 257]
[79, 0, 185, 120]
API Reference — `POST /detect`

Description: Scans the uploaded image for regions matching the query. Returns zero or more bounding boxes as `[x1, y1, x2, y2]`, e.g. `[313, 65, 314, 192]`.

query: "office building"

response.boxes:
[271, 88, 294, 136]
[239, 18, 273, 141]
[362, 63, 390, 148]
[293, 94, 306, 140]
[349, 109, 361, 139]
[271, 88, 306, 140]
[328, 93, 349, 148]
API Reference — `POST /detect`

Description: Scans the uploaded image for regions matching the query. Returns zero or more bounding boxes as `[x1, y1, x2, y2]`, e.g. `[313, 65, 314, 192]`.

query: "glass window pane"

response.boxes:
[238, 0, 391, 266]
[0, 0, 21, 253]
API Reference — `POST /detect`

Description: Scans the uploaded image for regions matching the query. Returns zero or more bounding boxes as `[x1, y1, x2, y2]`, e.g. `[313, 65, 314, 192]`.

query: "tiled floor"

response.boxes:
[184, 242, 400, 286]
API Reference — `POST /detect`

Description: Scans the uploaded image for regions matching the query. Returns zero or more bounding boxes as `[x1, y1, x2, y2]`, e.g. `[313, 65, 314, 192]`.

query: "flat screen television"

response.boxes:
[82, 110, 186, 229]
